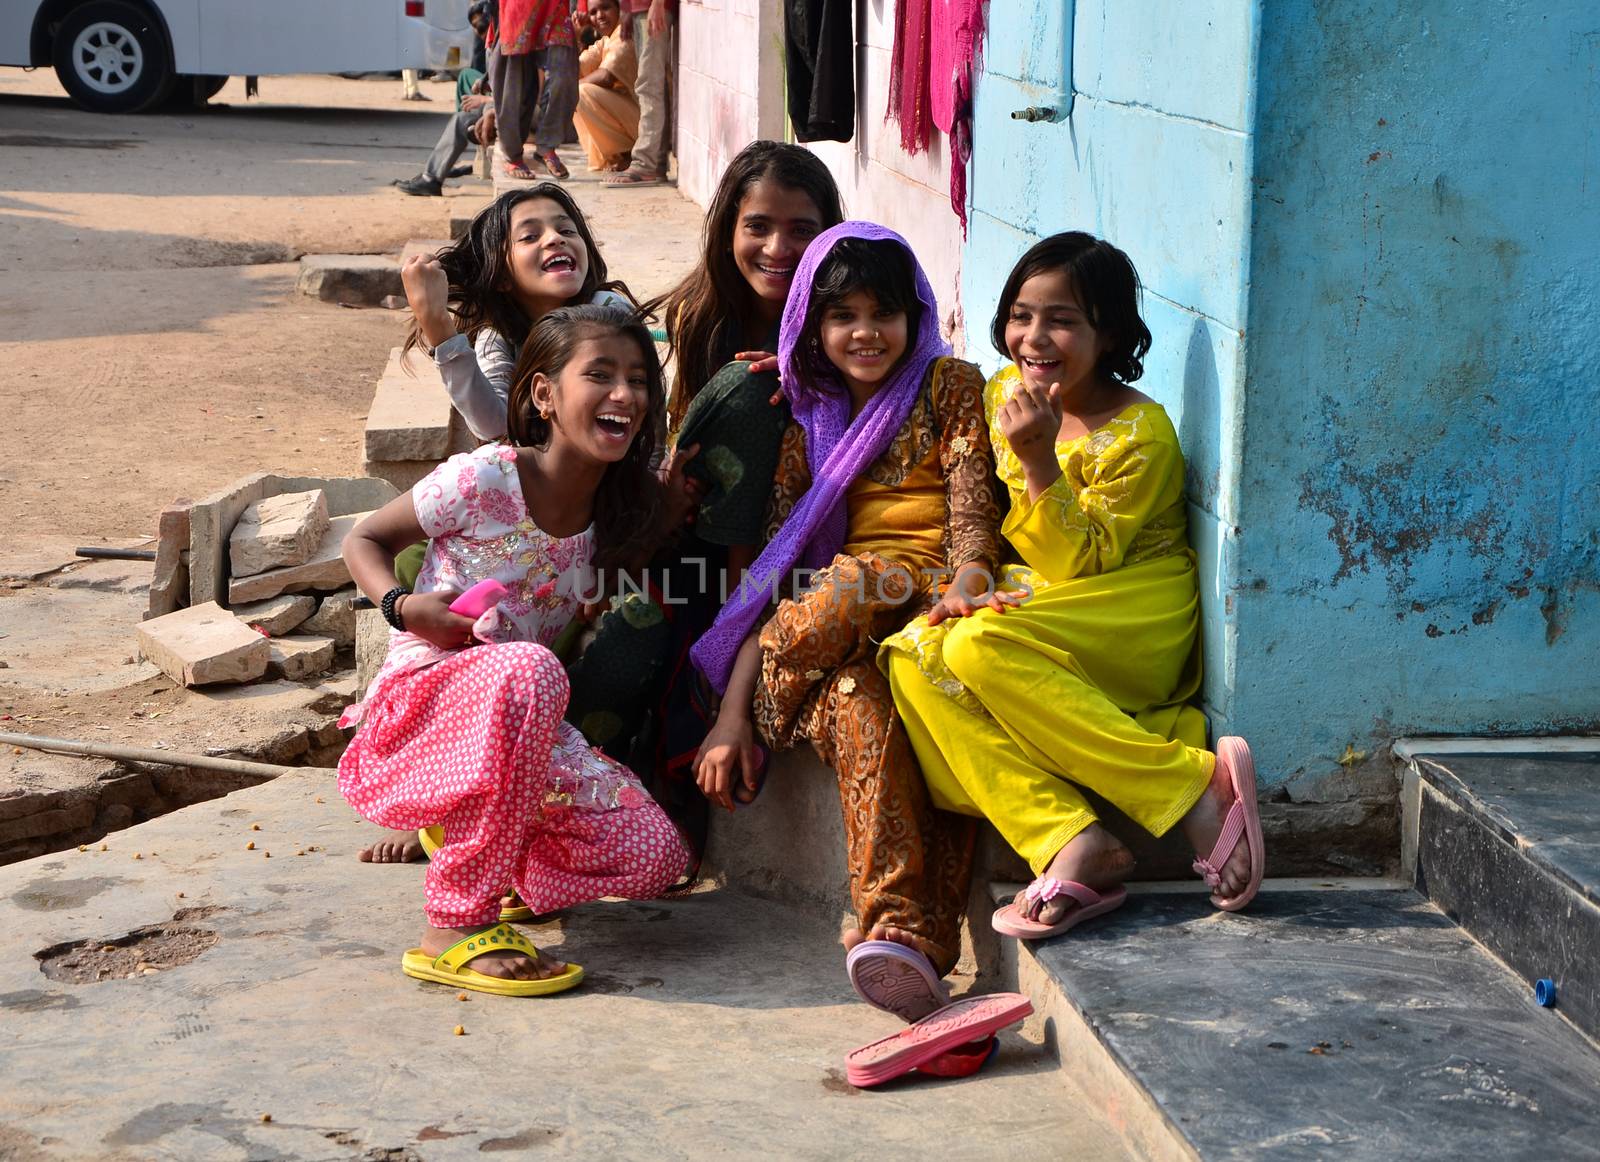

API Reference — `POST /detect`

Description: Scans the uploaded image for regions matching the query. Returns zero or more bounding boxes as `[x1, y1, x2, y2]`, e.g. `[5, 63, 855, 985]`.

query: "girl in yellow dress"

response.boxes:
[882, 232, 1264, 938]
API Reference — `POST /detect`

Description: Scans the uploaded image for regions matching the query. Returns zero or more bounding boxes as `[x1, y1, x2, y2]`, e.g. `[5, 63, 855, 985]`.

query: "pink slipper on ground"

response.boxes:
[846, 993, 1032, 1088]
[991, 878, 1128, 940]
[1193, 735, 1265, 911]
[845, 939, 949, 1023]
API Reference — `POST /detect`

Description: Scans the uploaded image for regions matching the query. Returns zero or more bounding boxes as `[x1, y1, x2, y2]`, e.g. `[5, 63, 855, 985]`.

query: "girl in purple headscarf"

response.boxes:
[689, 222, 1013, 1021]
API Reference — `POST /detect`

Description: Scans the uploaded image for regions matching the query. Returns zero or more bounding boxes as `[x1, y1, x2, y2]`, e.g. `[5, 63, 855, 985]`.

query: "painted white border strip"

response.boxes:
[1393, 736, 1600, 760]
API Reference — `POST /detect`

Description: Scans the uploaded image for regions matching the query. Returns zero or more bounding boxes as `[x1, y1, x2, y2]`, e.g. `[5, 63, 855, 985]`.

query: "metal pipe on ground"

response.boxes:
[0, 732, 336, 778]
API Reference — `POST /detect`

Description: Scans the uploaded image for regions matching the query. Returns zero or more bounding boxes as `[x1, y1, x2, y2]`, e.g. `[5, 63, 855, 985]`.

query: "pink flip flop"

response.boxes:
[990, 878, 1128, 939]
[1193, 735, 1265, 911]
[845, 993, 1032, 1088]
[846, 939, 949, 1023]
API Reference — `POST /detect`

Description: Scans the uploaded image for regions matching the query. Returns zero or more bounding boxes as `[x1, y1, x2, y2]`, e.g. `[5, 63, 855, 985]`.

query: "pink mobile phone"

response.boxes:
[448, 579, 509, 618]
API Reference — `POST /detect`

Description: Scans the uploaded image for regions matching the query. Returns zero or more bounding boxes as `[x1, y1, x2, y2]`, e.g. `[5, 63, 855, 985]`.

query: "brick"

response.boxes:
[266, 635, 337, 681]
[144, 498, 192, 620]
[295, 254, 402, 306]
[229, 489, 329, 578]
[227, 513, 371, 605]
[354, 607, 391, 694]
[234, 594, 316, 636]
[365, 347, 455, 461]
[136, 601, 270, 687]
[302, 590, 361, 648]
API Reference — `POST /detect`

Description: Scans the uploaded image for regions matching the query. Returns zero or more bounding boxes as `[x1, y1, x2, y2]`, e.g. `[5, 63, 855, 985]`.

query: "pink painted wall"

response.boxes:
[675, 1, 967, 348]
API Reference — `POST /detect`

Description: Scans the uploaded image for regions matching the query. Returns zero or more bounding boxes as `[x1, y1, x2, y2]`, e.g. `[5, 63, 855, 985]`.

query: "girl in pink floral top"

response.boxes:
[339, 304, 689, 997]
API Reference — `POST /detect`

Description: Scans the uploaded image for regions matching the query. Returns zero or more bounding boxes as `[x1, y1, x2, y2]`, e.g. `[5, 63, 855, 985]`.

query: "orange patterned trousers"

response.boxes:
[754, 554, 975, 976]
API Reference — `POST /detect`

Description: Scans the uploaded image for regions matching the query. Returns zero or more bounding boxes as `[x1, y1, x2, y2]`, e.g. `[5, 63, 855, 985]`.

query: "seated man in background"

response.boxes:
[572, 0, 638, 172]
[393, 68, 495, 197]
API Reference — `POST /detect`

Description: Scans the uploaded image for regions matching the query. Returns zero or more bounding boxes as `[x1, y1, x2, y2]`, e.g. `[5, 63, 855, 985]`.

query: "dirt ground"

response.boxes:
[0, 70, 492, 542]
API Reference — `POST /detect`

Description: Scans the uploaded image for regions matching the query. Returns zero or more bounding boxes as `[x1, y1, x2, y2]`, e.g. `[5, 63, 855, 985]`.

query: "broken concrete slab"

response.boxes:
[0, 536, 151, 584]
[266, 635, 336, 681]
[228, 489, 329, 578]
[233, 594, 316, 636]
[144, 499, 191, 620]
[136, 602, 270, 687]
[0, 770, 1127, 1159]
[353, 607, 388, 695]
[295, 253, 402, 306]
[226, 513, 370, 606]
[189, 473, 397, 610]
[449, 197, 492, 240]
[364, 347, 455, 461]
[0, 586, 161, 696]
[301, 590, 359, 648]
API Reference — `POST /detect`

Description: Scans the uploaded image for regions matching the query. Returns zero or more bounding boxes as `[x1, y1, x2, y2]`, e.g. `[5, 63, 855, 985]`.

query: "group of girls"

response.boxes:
[338, 140, 1264, 1010]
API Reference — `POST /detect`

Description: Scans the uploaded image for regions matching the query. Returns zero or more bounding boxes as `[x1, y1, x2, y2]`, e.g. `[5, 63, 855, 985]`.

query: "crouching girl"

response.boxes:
[339, 305, 689, 997]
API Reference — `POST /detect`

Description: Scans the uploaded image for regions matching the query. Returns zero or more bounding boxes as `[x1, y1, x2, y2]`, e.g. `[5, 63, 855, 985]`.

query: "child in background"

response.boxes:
[339, 305, 689, 997]
[883, 232, 1263, 941]
[401, 185, 633, 443]
[561, 141, 844, 880]
[691, 222, 1008, 1022]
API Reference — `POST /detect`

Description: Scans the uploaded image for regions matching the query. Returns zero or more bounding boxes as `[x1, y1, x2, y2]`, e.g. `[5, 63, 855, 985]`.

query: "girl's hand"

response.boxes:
[402, 255, 455, 350]
[732, 351, 785, 406]
[998, 378, 1065, 494]
[695, 714, 759, 812]
[397, 590, 479, 651]
[659, 443, 705, 530]
[926, 566, 1029, 626]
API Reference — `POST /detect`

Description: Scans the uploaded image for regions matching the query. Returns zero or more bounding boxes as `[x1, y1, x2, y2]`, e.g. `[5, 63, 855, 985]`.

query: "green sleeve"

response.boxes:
[675, 361, 792, 547]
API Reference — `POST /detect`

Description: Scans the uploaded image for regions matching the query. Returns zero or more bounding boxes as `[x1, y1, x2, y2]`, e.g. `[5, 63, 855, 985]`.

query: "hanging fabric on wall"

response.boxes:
[887, 0, 988, 232]
[933, 0, 988, 232]
[787, 0, 856, 143]
[887, 0, 935, 155]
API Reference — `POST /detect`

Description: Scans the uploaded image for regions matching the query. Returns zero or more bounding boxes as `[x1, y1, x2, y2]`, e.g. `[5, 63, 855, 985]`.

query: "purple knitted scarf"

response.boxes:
[690, 220, 950, 693]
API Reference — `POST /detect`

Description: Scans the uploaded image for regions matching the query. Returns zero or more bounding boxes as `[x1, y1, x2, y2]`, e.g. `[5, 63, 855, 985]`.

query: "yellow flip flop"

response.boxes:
[401, 923, 584, 997]
[417, 827, 536, 922]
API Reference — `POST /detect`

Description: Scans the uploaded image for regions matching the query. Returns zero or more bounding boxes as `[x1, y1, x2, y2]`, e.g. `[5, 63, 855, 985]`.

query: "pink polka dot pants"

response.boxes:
[339, 642, 688, 928]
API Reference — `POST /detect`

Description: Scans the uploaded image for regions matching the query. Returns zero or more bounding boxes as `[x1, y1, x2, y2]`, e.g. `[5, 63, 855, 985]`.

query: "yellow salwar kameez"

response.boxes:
[573, 29, 639, 172]
[881, 364, 1215, 875]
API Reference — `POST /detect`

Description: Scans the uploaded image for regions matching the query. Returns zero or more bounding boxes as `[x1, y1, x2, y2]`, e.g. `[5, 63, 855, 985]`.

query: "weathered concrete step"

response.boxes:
[362, 346, 478, 492]
[0, 770, 1132, 1159]
[1401, 744, 1600, 1041]
[993, 882, 1600, 1160]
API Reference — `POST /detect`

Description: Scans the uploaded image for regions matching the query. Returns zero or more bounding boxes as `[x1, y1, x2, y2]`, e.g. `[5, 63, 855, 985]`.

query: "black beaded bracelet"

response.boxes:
[380, 586, 411, 631]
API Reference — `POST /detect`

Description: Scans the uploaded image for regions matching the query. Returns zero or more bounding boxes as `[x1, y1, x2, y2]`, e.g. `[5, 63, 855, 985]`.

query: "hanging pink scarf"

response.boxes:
[888, 0, 988, 231]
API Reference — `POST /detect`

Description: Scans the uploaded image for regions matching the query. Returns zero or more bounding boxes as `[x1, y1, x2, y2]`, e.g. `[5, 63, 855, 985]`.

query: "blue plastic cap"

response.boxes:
[1535, 978, 1557, 1007]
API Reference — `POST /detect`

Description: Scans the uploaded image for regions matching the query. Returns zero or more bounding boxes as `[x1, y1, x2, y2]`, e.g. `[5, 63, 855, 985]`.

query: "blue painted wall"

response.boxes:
[1236, 0, 1600, 780]
[963, 0, 1259, 748]
[961, 0, 1600, 783]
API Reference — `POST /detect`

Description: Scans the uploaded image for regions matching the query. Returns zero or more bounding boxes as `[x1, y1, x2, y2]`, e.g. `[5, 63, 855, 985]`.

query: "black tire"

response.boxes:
[52, 1, 174, 114]
[164, 74, 229, 108]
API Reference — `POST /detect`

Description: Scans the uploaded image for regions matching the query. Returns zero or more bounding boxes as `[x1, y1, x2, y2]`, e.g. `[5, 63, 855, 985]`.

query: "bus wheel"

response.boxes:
[52, 1, 175, 114]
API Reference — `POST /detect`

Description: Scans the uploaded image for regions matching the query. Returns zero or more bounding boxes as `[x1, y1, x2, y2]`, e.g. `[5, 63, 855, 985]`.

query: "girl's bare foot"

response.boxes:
[420, 923, 567, 981]
[358, 827, 425, 863]
[842, 923, 930, 952]
[1180, 759, 1254, 900]
[1024, 823, 1136, 926]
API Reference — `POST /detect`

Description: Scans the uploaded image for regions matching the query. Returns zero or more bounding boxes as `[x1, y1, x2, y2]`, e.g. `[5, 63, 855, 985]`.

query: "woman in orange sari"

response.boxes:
[574, 0, 639, 173]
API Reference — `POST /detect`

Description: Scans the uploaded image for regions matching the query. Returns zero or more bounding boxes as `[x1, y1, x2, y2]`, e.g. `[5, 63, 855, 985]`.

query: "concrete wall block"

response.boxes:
[302, 590, 360, 649]
[354, 607, 390, 696]
[189, 474, 396, 608]
[234, 593, 317, 636]
[229, 489, 330, 578]
[136, 601, 271, 687]
[1071, 0, 1255, 131]
[0, 802, 98, 845]
[266, 635, 337, 682]
[145, 498, 192, 621]
[226, 513, 370, 606]
[365, 347, 456, 461]
[361, 459, 436, 494]
[296, 254, 403, 307]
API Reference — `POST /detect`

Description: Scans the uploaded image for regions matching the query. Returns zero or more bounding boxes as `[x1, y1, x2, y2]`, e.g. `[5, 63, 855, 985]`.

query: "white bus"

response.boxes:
[0, 0, 475, 113]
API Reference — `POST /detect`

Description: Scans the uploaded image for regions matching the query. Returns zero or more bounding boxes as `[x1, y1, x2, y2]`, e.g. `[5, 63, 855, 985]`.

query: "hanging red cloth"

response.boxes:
[887, 0, 988, 232]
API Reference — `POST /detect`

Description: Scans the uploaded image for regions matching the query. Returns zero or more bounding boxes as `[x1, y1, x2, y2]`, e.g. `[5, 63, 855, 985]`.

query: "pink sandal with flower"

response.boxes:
[1192, 736, 1265, 911]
